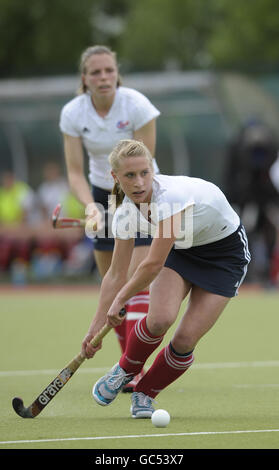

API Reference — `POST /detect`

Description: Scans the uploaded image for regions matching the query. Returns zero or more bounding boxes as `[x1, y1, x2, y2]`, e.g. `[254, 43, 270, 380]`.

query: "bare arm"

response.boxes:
[82, 238, 135, 357]
[134, 118, 157, 157]
[106, 212, 183, 327]
[63, 133, 94, 207]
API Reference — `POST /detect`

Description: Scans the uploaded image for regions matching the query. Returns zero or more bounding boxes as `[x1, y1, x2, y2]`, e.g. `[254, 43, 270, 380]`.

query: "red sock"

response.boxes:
[135, 343, 194, 398]
[119, 316, 164, 376]
[126, 290, 149, 341]
[114, 292, 149, 354]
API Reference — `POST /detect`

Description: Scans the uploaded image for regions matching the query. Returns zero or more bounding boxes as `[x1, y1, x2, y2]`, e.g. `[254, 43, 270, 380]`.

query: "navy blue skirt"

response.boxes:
[91, 185, 152, 251]
[164, 225, 251, 297]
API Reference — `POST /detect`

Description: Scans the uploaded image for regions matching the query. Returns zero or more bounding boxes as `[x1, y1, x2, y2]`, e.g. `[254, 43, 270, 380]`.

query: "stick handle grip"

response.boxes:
[89, 307, 126, 347]
[76, 307, 127, 364]
[90, 323, 111, 347]
[45, 307, 127, 376]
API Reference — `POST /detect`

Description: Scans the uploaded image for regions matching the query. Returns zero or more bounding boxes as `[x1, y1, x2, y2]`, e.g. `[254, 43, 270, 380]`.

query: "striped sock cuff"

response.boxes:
[126, 291, 149, 321]
[165, 343, 195, 370]
[127, 291, 149, 306]
[135, 316, 164, 345]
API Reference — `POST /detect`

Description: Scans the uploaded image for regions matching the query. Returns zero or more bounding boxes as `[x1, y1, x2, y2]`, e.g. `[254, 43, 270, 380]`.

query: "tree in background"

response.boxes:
[0, 0, 97, 76]
[118, 0, 215, 71]
[1, 0, 279, 77]
[118, 0, 279, 71]
[207, 0, 279, 70]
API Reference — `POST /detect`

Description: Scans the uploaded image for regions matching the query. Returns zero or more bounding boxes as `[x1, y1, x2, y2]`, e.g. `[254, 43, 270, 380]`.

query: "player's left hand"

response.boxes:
[81, 333, 102, 359]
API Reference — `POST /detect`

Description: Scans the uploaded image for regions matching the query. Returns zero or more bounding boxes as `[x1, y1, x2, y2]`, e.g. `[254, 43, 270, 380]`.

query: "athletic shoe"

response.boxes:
[122, 369, 145, 393]
[131, 391, 155, 418]
[92, 363, 134, 406]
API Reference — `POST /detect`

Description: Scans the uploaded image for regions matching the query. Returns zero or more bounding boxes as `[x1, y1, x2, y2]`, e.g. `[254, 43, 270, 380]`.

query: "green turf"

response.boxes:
[1, 287, 279, 449]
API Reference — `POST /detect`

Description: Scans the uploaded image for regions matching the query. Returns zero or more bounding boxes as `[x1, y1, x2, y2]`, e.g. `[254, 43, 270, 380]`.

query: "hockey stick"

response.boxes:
[12, 308, 126, 418]
[52, 203, 109, 232]
[52, 203, 86, 229]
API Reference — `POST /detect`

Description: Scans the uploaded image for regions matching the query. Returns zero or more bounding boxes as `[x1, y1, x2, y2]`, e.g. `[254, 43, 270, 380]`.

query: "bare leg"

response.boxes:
[93, 249, 127, 352]
[93, 249, 112, 277]
[134, 282, 230, 398]
[147, 267, 191, 335]
[94, 244, 149, 278]
[171, 285, 230, 354]
[119, 268, 190, 389]
[128, 245, 150, 277]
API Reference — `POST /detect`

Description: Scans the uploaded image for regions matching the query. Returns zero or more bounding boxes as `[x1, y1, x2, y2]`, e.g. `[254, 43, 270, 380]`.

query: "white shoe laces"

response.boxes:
[107, 367, 132, 390]
[133, 392, 155, 408]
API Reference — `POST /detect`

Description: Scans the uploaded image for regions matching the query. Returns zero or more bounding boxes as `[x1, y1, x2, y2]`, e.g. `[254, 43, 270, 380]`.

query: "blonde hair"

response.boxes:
[77, 45, 122, 94]
[109, 139, 153, 209]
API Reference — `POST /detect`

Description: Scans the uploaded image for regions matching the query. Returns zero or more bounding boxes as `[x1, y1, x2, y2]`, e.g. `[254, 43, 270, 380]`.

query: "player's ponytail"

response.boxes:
[110, 182, 125, 210]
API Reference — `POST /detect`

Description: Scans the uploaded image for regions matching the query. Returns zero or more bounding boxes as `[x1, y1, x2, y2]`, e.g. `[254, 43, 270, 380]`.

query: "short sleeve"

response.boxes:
[128, 90, 160, 131]
[59, 106, 80, 137]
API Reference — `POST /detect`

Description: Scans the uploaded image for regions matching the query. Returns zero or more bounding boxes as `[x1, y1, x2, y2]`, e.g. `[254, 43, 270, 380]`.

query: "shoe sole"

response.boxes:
[92, 383, 110, 406]
[132, 411, 153, 419]
[130, 404, 154, 418]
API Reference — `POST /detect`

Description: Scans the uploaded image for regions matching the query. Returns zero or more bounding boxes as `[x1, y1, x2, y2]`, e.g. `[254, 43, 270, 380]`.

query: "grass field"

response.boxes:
[1, 284, 279, 452]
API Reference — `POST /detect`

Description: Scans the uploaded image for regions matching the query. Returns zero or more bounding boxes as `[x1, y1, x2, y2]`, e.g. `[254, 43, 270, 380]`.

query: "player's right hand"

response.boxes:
[85, 203, 104, 236]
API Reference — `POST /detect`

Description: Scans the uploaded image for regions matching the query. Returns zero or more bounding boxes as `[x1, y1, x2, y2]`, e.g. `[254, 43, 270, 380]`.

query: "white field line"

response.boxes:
[0, 367, 107, 378]
[1, 360, 279, 378]
[234, 384, 279, 388]
[1, 429, 279, 446]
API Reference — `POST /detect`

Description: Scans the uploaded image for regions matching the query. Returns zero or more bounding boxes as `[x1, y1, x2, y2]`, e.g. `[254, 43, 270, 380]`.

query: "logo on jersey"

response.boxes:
[116, 120, 130, 129]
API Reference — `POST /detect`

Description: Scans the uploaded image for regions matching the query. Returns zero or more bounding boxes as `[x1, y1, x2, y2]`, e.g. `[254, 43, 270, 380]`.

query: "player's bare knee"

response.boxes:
[147, 317, 172, 336]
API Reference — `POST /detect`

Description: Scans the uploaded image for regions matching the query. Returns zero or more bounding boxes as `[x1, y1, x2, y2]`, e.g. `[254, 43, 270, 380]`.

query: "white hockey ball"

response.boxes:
[151, 409, 170, 427]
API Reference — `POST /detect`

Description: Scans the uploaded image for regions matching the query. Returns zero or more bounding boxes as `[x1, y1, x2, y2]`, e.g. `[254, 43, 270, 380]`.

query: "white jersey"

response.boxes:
[59, 87, 160, 190]
[112, 174, 240, 248]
